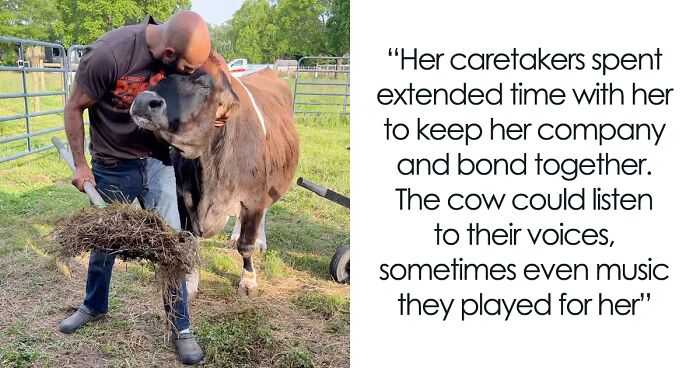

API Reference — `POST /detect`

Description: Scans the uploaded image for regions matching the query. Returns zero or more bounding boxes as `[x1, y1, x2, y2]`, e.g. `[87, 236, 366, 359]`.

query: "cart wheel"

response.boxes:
[329, 245, 350, 284]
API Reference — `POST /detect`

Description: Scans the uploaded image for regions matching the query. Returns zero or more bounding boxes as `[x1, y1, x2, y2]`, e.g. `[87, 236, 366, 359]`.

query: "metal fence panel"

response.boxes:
[1, 45, 349, 163]
[292, 56, 350, 115]
[0, 37, 86, 164]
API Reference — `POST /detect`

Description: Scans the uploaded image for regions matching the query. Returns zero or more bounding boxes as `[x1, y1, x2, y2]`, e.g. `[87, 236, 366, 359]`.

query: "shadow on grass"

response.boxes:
[264, 203, 348, 281]
[197, 206, 348, 299]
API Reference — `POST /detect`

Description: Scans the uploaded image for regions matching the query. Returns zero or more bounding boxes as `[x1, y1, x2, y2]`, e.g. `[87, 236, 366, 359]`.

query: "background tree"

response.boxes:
[219, 0, 348, 63]
[135, 0, 191, 21]
[209, 22, 235, 62]
[55, 0, 139, 45]
[275, 0, 325, 59]
[54, 0, 190, 45]
[228, 0, 278, 63]
[325, 0, 348, 57]
[0, 0, 351, 65]
[0, 0, 59, 65]
[0, 0, 59, 41]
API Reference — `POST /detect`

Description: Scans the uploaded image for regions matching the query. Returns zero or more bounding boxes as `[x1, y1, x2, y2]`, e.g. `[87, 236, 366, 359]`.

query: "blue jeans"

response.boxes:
[84, 157, 190, 331]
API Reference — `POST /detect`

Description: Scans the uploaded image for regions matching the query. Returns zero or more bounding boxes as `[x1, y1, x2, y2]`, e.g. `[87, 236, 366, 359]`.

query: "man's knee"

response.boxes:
[88, 250, 116, 272]
[144, 158, 181, 229]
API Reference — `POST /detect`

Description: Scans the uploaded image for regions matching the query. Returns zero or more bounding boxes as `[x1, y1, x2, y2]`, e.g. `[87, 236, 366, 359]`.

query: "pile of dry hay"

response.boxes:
[51, 203, 199, 292]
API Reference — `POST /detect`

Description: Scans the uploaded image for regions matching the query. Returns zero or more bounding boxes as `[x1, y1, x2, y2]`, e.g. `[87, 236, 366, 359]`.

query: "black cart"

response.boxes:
[296, 177, 350, 284]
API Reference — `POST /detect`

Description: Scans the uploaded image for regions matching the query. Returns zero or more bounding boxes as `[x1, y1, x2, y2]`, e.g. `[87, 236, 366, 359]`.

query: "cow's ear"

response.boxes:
[217, 71, 238, 109]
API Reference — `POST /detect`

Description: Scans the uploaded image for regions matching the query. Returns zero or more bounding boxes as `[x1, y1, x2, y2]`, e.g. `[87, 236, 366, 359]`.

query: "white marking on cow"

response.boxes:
[232, 75, 267, 137]
[185, 269, 199, 300]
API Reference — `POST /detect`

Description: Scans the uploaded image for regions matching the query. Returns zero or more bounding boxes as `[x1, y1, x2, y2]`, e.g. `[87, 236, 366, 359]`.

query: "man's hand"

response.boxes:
[72, 165, 96, 192]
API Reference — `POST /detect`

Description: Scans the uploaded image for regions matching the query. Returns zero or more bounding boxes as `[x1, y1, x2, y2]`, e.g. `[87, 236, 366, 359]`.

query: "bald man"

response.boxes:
[59, 11, 210, 365]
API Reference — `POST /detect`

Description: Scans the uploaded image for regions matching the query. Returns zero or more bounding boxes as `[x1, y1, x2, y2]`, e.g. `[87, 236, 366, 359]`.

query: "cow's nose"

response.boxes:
[141, 91, 165, 113]
[147, 97, 164, 110]
[131, 91, 165, 117]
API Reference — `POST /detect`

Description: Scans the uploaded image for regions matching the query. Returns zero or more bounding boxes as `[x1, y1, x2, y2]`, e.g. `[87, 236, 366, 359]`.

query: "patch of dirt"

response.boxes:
[0, 248, 349, 367]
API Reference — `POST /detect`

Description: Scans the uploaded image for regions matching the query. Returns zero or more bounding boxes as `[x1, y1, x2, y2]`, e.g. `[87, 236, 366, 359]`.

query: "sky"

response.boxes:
[191, 0, 244, 25]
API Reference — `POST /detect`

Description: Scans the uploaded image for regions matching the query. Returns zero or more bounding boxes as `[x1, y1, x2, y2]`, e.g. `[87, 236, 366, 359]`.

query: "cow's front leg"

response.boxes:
[231, 208, 267, 251]
[234, 206, 264, 297]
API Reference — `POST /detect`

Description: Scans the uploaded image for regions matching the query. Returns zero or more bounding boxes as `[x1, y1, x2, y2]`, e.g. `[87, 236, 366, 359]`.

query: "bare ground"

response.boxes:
[0, 245, 349, 367]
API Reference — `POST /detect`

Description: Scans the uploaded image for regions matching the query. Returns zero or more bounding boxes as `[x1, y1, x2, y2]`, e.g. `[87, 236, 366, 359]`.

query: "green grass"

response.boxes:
[292, 290, 350, 319]
[284, 343, 315, 368]
[207, 252, 240, 276]
[0, 341, 47, 368]
[0, 110, 349, 366]
[260, 249, 287, 280]
[288, 74, 350, 115]
[197, 309, 274, 367]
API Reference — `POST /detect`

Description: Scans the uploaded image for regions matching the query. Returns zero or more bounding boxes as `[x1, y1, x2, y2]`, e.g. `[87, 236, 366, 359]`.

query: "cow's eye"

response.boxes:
[196, 85, 212, 101]
[194, 74, 215, 89]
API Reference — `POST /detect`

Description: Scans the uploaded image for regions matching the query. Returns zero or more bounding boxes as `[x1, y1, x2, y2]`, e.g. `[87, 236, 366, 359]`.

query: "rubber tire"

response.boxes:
[329, 245, 350, 284]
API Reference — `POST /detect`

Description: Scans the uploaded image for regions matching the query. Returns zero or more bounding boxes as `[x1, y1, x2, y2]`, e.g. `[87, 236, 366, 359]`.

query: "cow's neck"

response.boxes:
[200, 104, 264, 190]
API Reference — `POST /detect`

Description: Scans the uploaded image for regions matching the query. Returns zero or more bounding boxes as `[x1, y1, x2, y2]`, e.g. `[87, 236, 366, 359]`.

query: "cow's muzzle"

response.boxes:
[130, 91, 168, 130]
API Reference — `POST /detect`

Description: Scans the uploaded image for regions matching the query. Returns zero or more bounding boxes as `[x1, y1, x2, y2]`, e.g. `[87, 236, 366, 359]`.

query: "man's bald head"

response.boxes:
[162, 11, 211, 74]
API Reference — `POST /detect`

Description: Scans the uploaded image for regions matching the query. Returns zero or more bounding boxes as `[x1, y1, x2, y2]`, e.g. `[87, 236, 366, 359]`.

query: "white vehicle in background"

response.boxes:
[228, 58, 248, 76]
[228, 58, 272, 76]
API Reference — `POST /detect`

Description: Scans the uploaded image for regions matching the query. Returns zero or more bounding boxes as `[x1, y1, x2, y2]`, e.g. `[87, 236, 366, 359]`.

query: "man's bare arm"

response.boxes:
[64, 85, 97, 192]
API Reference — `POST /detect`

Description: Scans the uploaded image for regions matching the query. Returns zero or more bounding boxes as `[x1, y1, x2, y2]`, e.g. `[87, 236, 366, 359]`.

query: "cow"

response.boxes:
[129, 53, 299, 297]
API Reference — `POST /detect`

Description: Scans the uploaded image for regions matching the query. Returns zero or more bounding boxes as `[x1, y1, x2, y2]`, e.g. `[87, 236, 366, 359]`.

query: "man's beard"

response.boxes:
[162, 58, 180, 74]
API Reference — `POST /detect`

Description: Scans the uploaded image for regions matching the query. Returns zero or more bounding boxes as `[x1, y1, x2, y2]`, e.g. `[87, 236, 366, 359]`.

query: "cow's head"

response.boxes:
[130, 53, 237, 159]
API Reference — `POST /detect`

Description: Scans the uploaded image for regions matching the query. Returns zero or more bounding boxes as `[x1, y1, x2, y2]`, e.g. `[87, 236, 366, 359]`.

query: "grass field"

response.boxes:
[0, 70, 350, 367]
[288, 72, 350, 115]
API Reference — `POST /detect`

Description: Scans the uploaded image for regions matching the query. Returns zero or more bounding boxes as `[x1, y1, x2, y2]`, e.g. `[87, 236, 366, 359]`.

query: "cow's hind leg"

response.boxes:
[256, 209, 268, 251]
[234, 206, 264, 297]
[230, 216, 241, 243]
[230, 208, 267, 252]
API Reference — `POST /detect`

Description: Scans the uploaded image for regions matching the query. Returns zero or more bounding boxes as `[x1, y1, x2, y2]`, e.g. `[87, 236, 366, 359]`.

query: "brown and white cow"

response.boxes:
[130, 53, 299, 296]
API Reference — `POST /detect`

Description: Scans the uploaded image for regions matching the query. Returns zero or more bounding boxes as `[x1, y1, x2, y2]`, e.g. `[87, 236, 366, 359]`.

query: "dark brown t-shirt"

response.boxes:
[76, 16, 169, 164]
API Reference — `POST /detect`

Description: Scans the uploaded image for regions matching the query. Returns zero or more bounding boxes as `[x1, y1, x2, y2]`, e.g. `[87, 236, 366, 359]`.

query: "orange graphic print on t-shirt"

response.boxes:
[112, 71, 165, 109]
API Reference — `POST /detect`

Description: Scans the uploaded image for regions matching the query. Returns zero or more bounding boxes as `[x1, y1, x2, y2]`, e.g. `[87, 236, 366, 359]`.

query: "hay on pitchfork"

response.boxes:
[50, 203, 199, 304]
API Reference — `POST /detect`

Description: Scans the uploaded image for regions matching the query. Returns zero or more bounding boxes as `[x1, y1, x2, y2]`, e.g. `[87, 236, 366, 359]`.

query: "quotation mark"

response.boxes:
[388, 47, 399, 56]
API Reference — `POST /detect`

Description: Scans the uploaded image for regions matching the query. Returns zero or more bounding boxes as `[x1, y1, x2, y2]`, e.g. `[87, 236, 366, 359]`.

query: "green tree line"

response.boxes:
[1, 0, 349, 64]
[208, 0, 349, 63]
[0, 0, 190, 45]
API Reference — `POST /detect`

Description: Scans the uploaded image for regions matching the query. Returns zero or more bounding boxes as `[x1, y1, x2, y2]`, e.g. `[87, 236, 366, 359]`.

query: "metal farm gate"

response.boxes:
[292, 56, 350, 115]
[0, 43, 350, 163]
[0, 37, 87, 164]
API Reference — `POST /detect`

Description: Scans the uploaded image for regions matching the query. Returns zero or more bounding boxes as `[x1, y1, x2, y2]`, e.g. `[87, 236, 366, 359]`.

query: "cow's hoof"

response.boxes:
[238, 269, 259, 297]
[255, 239, 268, 252]
[237, 284, 259, 297]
